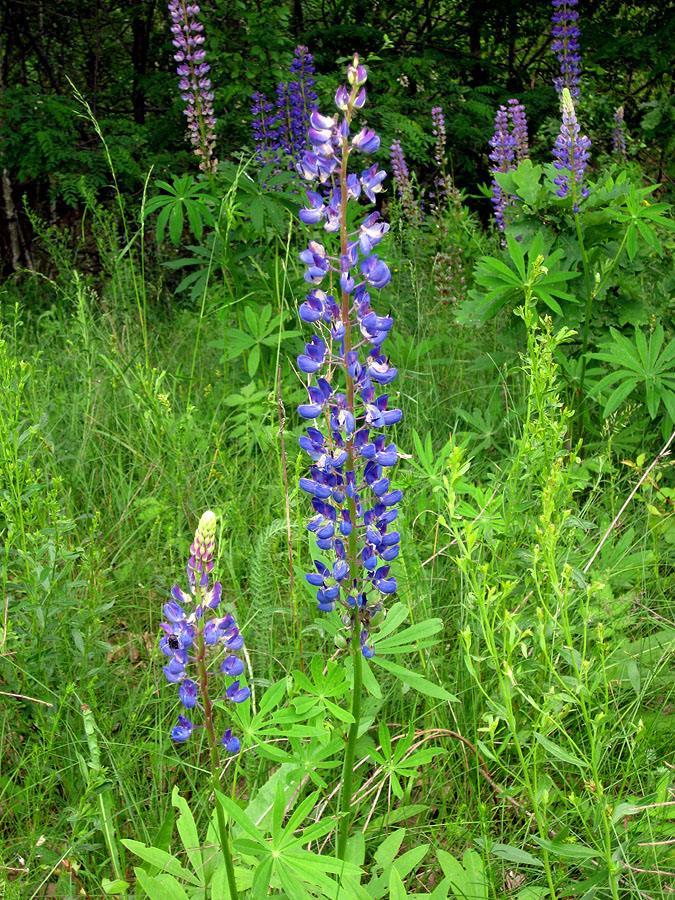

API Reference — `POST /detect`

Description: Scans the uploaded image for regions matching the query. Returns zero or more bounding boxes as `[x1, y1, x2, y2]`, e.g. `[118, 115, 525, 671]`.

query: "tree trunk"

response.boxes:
[2, 167, 21, 271]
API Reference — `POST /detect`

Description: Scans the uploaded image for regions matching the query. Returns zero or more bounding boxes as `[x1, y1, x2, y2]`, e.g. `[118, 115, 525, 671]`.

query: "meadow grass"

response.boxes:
[1, 206, 675, 899]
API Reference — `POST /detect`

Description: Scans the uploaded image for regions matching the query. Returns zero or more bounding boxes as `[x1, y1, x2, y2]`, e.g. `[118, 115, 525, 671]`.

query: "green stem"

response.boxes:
[336, 629, 363, 860]
[197, 631, 239, 900]
[574, 210, 594, 428]
[334, 79, 365, 862]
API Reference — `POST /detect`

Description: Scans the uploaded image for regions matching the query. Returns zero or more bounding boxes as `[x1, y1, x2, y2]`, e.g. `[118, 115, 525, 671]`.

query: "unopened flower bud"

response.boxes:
[347, 54, 367, 87]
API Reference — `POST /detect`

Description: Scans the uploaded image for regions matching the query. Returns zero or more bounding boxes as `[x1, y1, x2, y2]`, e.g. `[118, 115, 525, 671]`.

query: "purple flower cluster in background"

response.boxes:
[251, 46, 319, 170]
[551, 0, 581, 100]
[489, 105, 517, 233]
[431, 105, 461, 213]
[295, 55, 401, 659]
[488, 100, 530, 232]
[168, 0, 218, 174]
[159, 511, 249, 750]
[553, 88, 591, 212]
[431, 107, 447, 169]
[508, 99, 529, 162]
[390, 139, 421, 224]
[613, 106, 626, 158]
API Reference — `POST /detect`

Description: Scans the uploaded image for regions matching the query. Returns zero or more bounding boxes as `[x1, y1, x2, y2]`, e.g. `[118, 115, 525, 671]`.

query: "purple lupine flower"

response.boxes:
[488, 104, 517, 232]
[430, 105, 461, 215]
[251, 45, 319, 173]
[390, 140, 421, 225]
[250, 91, 281, 165]
[551, 0, 581, 100]
[508, 99, 529, 162]
[287, 46, 319, 162]
[553, 88, 591, 212]
[168, 0, 218, 174]
[296, 55, 402, 659]
[431, 107, 447, 169]
[613, 106, 626, 159]
[159, 511, 249, 749]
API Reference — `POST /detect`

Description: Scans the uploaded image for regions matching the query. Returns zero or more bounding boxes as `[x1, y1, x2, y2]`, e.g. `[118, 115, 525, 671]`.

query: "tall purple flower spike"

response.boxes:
[489, 104, 517, 233]
[431, 107, 446, 169]
[551, 0, 581, 100]
[251, 45, 319, 170]
[159, 511, 249, 748]
[168, 0, 218, 174]
[295, 55, 402, 658]
[613, 106, 626, 159]
[508, 99, 529, 163]
[552, 88, 591, 213]
[390, 140, 420, 224]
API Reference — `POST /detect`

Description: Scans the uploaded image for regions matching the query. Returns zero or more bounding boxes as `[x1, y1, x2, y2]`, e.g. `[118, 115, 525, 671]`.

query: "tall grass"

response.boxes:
[1, 184, 675, 899]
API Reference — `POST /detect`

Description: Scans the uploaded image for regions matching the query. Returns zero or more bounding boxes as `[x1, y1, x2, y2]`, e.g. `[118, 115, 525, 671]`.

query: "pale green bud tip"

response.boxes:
[191, 510, 217, 569]
[199, 510, 217, 538]
[347, 54, 367, 87]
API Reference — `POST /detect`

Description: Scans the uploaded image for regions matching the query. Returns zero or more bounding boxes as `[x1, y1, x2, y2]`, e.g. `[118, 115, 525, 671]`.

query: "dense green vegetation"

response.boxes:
[1, 1, 675, 898]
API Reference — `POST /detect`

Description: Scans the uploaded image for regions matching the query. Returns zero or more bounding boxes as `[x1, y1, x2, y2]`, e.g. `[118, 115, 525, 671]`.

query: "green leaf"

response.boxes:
[101, 877, 130, 895]
[171, 788, 203, 880]
[371, 655, 458, 701]
[374, 829, 406, 868]
[216, 792, 264, 843]
[247, 343, 261, 377]
[250, 195, 265, 234]
[168, 203, 184, 246]
[375, 618, 443, 654]
[121, 841, 199, 885]
[389, 868, 408, 900]
[133, 869, 190, 900]
[626, 223, 637, 260]
[531, 837, 599, 860]
[506, 234, 526, 280]
[394, 844, 429, 879]
[533, 733, 589, 769]
[251, 855, 274, 900]
[361, 655, 382, 698]
[603, 377, 638, 417]
[485, 842, 543, 868]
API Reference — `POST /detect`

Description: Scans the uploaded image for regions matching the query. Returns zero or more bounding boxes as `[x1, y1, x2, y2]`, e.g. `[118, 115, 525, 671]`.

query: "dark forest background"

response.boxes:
[1, 0, 673, 275]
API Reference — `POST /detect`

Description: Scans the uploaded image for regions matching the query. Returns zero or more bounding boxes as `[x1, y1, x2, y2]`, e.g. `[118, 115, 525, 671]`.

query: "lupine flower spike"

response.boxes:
[553, 87, 591, 213]
[296, 55, 402, 662]
[251, 46, 319, 171]
[390, 140, 420, 224]
[431, 106, 461, 214]
[508, 99, 529, 162]
[159, 511, 249, 751]
[551, 0, 581, 100]
[251, 91, 280, 165]
[168, 1, 218, 174]
[489, 104, 517, 232]
[613, 106, 626, 159]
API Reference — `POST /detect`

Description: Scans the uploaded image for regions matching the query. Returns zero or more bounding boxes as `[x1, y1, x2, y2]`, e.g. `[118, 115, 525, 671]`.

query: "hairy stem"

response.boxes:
[335, 89, 365, 861]
[197, 631, 239, 900]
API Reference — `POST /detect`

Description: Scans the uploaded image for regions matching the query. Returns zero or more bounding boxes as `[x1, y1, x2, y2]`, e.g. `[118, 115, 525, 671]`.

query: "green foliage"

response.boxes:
[220, 303, 302, 379]
[144, 175, 215, 246]
[3, 8, 675, 898]
[592, 323, 675, 425]
[457, 232, 579, 323]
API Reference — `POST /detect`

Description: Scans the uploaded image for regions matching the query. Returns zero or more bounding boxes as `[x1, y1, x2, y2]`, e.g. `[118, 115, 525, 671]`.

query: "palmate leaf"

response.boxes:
[144, 173, 214, 245]
[592, 324, 675, 422]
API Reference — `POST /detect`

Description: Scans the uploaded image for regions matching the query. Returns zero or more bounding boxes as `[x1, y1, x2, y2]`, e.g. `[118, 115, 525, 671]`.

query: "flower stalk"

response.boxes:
[159, 511, 249, 898]
[294, 54, 402, 858]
